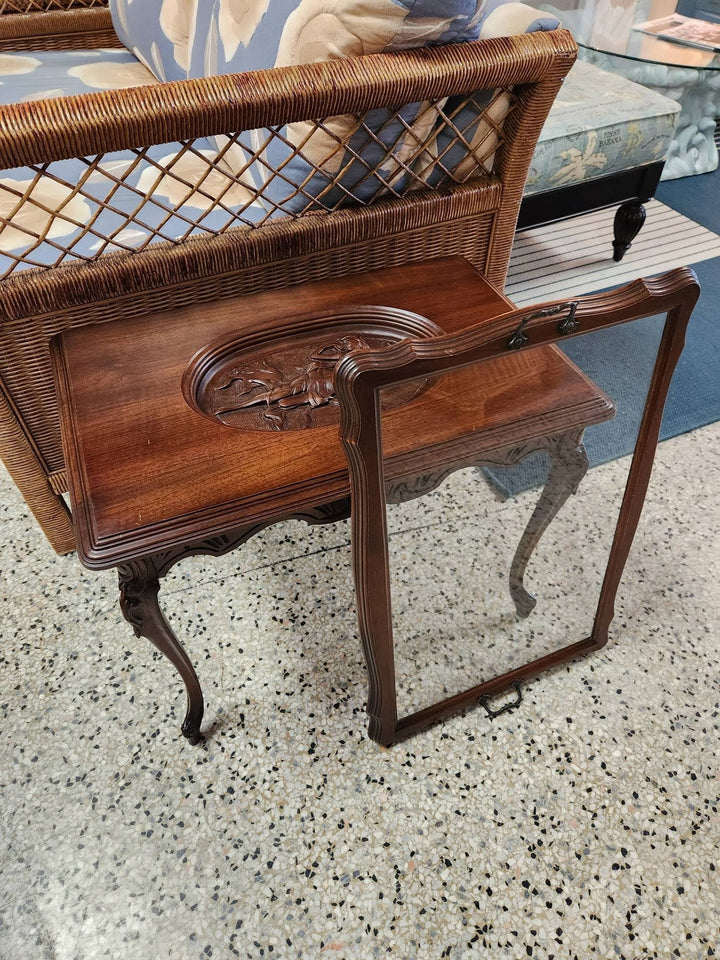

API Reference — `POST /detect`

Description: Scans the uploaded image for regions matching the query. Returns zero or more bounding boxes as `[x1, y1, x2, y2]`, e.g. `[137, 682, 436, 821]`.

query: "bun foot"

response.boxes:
[613, 199, 646, 263]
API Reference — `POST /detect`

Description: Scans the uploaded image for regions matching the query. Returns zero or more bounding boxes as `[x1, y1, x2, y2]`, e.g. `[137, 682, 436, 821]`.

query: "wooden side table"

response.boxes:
[52, 257, 615, 744]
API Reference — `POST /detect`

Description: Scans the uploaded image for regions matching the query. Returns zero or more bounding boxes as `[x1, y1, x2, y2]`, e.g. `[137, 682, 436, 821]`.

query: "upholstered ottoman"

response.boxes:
[520, 59, 682, 260]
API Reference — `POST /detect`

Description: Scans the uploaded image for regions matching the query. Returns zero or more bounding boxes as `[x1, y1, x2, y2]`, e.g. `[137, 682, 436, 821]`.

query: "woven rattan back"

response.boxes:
[0, 1, 105, 12]
[0, 0, 114, 50]
[0, 89, 518, 280]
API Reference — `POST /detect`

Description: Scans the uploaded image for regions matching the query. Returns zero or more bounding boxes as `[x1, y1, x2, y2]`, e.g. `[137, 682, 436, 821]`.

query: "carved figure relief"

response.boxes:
[212, 335, 390, 430]
[183, 308, 445, 432]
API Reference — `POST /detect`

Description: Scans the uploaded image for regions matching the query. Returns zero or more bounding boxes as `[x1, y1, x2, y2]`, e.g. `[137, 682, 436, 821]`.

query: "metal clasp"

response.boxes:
[507, 324, 529, 351]
[558, 302, 579, 335]
[479, 682, 523, 719]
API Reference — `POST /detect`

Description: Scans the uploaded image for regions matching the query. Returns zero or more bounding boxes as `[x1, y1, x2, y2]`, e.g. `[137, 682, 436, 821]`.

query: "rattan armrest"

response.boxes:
[0, 30, 577, 167]
[0, 1, 116, 51]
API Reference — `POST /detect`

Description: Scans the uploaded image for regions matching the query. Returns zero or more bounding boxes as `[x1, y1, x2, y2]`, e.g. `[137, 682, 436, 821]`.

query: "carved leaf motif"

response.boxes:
[310, 335, 369, 361]
[210, 334, 386, 429]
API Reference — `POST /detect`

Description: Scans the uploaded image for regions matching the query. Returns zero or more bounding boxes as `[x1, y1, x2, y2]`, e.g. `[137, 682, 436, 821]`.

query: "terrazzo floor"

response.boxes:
[1, 422, 719, 959]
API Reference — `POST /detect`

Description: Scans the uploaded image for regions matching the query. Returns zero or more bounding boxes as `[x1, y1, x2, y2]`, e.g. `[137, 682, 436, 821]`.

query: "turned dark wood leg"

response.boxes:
[509, 430, 589, 618]
[118, 558, 204, 744]
[613, 199, 646, 263]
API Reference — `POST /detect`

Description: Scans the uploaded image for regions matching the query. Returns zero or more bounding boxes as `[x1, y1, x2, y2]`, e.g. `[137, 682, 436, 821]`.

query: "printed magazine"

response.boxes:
[633, 13, 720, 51]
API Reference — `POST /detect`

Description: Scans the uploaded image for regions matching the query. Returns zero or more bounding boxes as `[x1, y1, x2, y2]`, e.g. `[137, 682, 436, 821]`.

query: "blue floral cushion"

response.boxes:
[109, 0, 195, 81]
[108, 2, 560, 211]
[0, 47, 157, 101]
[179, 1, 494, 211]
[110, 1, 559, 215]
[193, 0, 484, 76]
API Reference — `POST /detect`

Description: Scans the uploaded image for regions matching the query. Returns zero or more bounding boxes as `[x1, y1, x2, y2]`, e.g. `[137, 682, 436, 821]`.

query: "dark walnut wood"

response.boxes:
[336, 265, 699, 745]
[116, 499, 351, 744]
[53, 257, 615, 569]
[51, 257, 698, 745]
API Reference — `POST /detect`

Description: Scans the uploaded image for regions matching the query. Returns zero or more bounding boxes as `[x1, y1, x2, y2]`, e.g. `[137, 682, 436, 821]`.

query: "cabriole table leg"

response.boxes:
[118, 557, 204, 745]
[113, 502, 352, 745]
[509, 429, 589, 618]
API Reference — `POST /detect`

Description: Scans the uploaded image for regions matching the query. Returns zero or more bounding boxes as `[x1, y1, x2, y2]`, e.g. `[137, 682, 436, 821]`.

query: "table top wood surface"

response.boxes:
[52, 257, 614, 568]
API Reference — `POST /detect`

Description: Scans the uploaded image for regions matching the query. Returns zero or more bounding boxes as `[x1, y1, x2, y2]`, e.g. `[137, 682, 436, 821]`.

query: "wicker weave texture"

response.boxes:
[0, 89, 516, 281]
[0, 5, 116, 49]
[0, 0, 105, 12]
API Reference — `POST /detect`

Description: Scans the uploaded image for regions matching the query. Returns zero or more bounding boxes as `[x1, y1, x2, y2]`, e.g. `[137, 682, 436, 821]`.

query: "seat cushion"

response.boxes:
[524, 59, 681, 196]
[108, 0, 489, 83]
[0, 47, 156, 100]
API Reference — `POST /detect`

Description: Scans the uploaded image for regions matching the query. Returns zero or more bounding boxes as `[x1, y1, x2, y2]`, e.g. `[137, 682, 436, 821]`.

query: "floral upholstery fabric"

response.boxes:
[110, 0, 193, 81]
[113, 1, 493, 210]
[108, 0, 559, 81]
[116, 1, 487, 80]
[0, 47, 155, 101]
[524, 59, 681, 196]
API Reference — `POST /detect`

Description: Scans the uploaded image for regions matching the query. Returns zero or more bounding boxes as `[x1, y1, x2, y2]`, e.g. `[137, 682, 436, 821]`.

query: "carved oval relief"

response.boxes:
[183, 306, 443, 432]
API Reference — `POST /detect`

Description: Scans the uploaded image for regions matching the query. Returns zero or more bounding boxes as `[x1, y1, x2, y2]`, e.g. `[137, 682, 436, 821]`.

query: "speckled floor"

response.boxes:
[1, 420, 719, 960]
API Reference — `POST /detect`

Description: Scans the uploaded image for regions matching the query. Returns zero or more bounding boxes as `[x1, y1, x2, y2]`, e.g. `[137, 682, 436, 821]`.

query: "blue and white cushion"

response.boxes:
[183, 1, 492, 210]
[108, 1, 559, 212]
[0, 47, 156, 101]
[109, 0, 197, 81]
[524, 60, 681, 195]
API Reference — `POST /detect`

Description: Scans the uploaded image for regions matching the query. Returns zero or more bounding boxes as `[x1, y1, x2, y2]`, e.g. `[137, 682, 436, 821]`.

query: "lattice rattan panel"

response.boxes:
[0, 0, 106, 13]
[0, 87, 517, 281]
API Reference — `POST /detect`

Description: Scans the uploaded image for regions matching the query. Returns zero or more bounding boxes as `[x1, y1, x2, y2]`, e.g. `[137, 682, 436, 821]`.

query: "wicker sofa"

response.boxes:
[0, 0, 577, 554]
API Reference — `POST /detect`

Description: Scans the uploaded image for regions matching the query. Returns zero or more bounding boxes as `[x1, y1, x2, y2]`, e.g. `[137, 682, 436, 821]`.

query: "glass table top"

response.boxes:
[544, 0, 720, 70]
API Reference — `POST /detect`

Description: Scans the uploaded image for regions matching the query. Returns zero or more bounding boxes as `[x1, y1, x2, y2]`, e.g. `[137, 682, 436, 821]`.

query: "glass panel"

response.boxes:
[374, 314, 665, 723]
[539, 0, 720, 68]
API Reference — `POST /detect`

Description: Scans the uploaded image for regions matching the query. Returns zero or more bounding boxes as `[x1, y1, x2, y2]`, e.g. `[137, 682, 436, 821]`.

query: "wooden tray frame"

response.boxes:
[337, 267, 700, 745]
